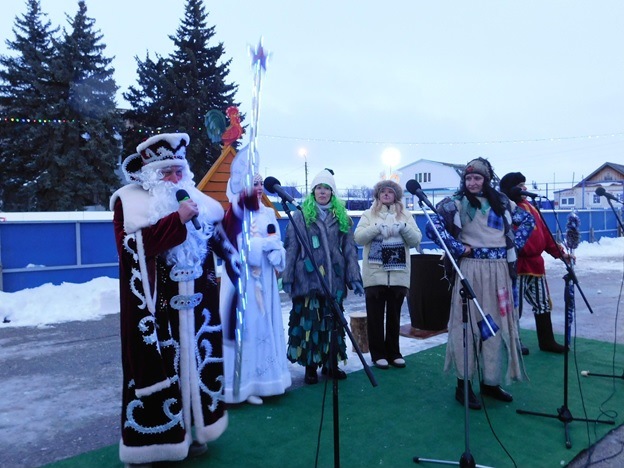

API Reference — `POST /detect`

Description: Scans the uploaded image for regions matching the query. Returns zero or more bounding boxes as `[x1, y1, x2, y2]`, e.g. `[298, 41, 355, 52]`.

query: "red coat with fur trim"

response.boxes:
[516, 200, 563, 276]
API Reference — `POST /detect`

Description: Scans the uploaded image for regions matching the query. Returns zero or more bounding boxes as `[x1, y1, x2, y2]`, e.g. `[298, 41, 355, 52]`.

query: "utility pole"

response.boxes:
[299, 148, 309, 196]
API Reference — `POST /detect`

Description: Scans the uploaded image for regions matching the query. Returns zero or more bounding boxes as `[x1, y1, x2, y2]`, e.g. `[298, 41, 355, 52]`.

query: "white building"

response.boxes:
[395, 158, 466, 210]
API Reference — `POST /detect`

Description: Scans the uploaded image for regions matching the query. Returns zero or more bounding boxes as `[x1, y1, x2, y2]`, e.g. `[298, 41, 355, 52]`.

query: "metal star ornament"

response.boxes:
[250, 39, 269, 71]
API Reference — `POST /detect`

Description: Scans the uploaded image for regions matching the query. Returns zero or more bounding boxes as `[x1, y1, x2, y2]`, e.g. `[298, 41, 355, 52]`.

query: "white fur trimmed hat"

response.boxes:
[311, 168, 337, 193]
[122, 133, 190, 182]
[373, 179, 403, 200]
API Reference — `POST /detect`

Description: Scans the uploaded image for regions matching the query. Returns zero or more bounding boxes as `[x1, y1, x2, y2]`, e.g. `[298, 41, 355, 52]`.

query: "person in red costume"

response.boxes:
[500, 172, 572, 354]
[111, 133, 239, 467]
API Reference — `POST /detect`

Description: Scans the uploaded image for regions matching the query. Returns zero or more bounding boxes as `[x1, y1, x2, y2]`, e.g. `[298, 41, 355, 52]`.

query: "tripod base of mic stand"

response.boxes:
[413, 451, 494, 468]
[516, 406, 614, 449]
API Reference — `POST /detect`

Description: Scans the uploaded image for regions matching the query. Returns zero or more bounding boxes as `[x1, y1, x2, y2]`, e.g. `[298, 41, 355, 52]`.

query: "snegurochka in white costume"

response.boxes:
[219, 172, 292, 405]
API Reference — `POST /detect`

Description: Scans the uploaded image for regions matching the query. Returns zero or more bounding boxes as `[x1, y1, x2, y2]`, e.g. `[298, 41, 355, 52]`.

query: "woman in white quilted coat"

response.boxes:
[354, 180, 422, 370]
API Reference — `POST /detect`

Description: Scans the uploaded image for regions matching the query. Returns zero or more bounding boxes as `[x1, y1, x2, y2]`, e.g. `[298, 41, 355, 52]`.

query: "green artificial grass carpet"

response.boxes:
[45, 331, 623, 468]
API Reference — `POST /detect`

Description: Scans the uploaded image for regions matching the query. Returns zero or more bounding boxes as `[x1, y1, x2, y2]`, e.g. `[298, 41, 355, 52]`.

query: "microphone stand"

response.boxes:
[582, 196, 624, 381]
[280, 197, 377, 468]
[411, 198, 495, 468]
[515, 197, 614, 448]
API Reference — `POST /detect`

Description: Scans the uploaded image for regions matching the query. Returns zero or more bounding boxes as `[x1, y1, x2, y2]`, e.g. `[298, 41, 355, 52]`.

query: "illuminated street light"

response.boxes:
[381, 147, 401, 180]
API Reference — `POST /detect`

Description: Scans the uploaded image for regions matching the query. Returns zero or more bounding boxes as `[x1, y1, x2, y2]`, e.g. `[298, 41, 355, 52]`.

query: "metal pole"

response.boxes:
[305, 159, 308, 196]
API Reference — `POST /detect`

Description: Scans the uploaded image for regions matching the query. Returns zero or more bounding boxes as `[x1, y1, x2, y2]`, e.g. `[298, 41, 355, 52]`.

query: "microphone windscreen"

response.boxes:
[595, 187, 606, 196]
[267, 223, 276, 234]
[405, 179, 420, 195]
[176, 189, 190, 202]
[264, 176, 281, 194]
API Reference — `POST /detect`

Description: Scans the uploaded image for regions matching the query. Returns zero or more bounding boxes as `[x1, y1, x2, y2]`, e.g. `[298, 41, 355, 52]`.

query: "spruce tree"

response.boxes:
[123, 0, 239, 178]
[0, 0, 121, 211]
[0, 0, 59, 211]
[122, 51, 171, 141]
[44, 0, 122, 210]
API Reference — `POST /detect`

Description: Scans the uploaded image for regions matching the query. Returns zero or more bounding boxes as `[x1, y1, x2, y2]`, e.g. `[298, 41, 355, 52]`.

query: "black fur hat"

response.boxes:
[500, 172, 526, 202]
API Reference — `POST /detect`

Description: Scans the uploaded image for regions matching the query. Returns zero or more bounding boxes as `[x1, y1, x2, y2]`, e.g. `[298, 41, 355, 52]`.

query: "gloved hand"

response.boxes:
[229, 254, 241, 276]
[379, 224, 390, 239]
[393, 222, 408, 236]
[350, 281, 364, 296]
[282, 282, 292, 295]
[267, 249, 283, 267]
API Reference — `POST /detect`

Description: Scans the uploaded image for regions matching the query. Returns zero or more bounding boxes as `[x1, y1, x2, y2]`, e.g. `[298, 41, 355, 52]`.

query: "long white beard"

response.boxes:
[146, 178, 210, 272]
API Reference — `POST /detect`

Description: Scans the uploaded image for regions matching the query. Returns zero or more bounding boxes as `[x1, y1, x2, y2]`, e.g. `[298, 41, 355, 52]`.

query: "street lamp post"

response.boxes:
[299, 148, 308, 196]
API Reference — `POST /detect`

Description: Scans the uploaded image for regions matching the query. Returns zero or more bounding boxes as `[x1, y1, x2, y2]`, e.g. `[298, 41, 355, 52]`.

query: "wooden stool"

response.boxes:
[349, 312, 369, 353]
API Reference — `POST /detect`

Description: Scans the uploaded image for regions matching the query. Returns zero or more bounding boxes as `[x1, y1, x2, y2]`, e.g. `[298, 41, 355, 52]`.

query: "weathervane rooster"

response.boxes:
[204, 105, 244, 147]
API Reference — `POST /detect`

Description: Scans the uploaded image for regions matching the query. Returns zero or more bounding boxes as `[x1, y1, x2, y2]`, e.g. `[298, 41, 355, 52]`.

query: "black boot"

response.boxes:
[481, 383, 513, 402]
[455, 378, 481, 410]
[535, 313, 566, 353]
[321, 365, 347, 380]
[304, 365, 318, 384]
[517, 317, 529, 355]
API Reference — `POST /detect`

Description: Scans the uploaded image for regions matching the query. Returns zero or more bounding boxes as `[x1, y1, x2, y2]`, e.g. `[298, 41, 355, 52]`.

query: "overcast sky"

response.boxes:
[1, 0, 623, 192]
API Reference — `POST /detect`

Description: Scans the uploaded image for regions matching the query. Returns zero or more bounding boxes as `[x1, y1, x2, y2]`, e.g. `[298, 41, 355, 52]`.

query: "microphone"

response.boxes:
[595, 187, 622, 204]
[264, 176, 302, 210]
[175, 189, 201, 230]
[509, 186, 540, 199]
[405, 180, 436, 212]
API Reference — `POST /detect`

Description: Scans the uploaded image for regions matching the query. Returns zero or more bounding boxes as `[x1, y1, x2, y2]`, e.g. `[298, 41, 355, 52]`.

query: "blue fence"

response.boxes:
[0, 209, 621, 292]
[0, 217, 118, 292]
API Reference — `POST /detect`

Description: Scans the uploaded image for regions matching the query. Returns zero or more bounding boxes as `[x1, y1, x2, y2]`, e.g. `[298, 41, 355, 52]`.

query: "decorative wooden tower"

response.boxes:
[197, 110, 278, 215]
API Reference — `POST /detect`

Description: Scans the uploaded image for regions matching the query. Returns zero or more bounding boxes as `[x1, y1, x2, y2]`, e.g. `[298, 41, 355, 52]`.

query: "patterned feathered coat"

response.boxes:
[282, 209, 362, 301]
[111, 184, 232, 465]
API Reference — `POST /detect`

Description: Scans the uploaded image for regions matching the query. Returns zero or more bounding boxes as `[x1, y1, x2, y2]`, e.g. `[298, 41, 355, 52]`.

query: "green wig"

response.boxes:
[301, 193, 352, 233]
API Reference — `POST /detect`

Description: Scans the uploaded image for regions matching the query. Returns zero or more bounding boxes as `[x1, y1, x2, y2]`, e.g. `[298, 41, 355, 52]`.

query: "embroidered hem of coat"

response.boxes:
[134, 378, 172, 398]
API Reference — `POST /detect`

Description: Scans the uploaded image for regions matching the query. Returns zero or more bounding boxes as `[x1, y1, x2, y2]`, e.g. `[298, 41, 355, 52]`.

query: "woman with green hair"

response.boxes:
[282, 169, 364, 384]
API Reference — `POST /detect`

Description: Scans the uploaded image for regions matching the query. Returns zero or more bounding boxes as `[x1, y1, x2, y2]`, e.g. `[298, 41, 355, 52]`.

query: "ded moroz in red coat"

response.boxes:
[111, 184, 229, 465]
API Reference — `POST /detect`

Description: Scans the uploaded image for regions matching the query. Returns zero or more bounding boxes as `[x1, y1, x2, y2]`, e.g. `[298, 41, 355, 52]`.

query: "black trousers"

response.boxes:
[365, 285, 408, 362]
